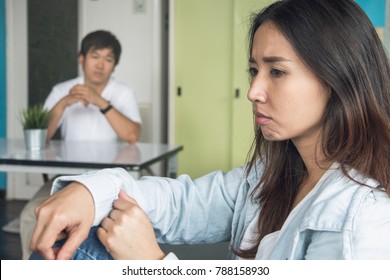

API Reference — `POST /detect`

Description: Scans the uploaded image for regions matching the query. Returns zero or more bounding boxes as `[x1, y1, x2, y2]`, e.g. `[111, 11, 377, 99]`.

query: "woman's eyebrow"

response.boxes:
[249, 56, 292, 64]
[263, 56, 292, 63]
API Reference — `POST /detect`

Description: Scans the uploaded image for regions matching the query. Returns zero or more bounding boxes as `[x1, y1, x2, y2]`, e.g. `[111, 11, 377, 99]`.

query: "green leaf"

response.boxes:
[19, 104, 51, 129]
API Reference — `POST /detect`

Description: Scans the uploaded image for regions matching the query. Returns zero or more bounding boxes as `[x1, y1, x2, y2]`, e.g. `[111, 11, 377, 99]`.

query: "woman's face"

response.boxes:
[248, 22, 329, 147]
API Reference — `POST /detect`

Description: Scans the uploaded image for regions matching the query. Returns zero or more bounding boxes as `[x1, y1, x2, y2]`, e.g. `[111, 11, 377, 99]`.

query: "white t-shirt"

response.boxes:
[44, 76, 142, 141]
[239, 215, 280, 260]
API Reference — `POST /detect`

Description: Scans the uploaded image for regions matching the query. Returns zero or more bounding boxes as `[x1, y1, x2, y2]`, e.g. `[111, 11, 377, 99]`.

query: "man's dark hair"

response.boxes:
[79, 30, 122, 65]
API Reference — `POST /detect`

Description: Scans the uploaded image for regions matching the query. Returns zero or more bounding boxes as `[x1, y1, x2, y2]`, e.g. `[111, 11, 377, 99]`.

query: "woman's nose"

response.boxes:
[247, 77, 267, 103]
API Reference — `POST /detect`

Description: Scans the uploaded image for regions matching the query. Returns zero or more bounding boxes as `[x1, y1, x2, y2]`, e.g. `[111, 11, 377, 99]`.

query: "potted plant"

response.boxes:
[20, 104, 51, 150]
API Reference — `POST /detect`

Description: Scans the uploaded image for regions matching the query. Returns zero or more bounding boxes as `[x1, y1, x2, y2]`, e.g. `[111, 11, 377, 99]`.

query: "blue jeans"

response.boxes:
[29, 226, 113, 260]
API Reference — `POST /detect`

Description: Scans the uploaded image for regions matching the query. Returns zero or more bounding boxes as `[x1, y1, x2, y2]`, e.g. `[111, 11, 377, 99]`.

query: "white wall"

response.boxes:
[80, 0, 154, 104]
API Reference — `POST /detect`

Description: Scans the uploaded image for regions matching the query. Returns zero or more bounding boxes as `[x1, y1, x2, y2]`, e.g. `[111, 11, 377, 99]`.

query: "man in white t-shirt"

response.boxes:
[19, 30, 142, 259]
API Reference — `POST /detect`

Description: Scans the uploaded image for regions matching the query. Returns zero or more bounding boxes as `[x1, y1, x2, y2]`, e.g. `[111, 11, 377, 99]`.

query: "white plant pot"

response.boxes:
[24, 129, 48, 151]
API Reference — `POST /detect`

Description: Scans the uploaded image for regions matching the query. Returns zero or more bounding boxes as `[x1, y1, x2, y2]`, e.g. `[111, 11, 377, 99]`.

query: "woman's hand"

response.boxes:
[29, 182, 95, 260]
[97, 189, 165, 260]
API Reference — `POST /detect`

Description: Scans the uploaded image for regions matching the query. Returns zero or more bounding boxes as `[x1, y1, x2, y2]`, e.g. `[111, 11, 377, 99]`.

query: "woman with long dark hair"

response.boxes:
[30, 0, 390, 260]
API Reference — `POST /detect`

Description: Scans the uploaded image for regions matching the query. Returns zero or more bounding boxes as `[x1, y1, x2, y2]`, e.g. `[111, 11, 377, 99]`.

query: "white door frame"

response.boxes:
[5, 0, 38, 199]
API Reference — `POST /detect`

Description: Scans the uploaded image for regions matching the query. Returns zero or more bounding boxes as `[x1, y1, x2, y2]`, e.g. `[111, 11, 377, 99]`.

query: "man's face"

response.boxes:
[79, 47, 116, 87]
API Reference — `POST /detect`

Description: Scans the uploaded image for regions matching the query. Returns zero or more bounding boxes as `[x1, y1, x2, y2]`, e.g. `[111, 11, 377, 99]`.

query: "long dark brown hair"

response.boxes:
[237, 0, 390, 259]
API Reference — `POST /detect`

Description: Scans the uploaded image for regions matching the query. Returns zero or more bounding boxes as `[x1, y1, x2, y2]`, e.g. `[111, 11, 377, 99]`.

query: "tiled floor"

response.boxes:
[0, 198, 27, 260]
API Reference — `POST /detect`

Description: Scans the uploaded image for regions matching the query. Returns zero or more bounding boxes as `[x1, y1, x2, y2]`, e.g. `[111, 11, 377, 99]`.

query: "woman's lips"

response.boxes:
[255, 112, 272, 125]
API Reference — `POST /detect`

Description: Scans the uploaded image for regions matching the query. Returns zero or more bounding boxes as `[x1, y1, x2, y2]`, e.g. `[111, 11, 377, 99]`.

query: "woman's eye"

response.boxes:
[248, 67, 258, 77]
[270, 68, 284, 77]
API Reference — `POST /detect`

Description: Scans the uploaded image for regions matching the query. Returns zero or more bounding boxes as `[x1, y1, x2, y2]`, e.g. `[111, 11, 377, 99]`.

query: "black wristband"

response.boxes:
[100, 104, 113, 114]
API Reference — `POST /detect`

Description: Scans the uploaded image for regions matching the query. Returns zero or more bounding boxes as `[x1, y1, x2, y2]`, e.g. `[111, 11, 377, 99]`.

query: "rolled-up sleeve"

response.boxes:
[51, 168, 130, 225]
[51, 166, 246, 245]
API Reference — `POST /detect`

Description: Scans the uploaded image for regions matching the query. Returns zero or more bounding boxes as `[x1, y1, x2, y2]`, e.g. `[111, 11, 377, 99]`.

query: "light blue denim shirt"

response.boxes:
[52, 163, 390, 259]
